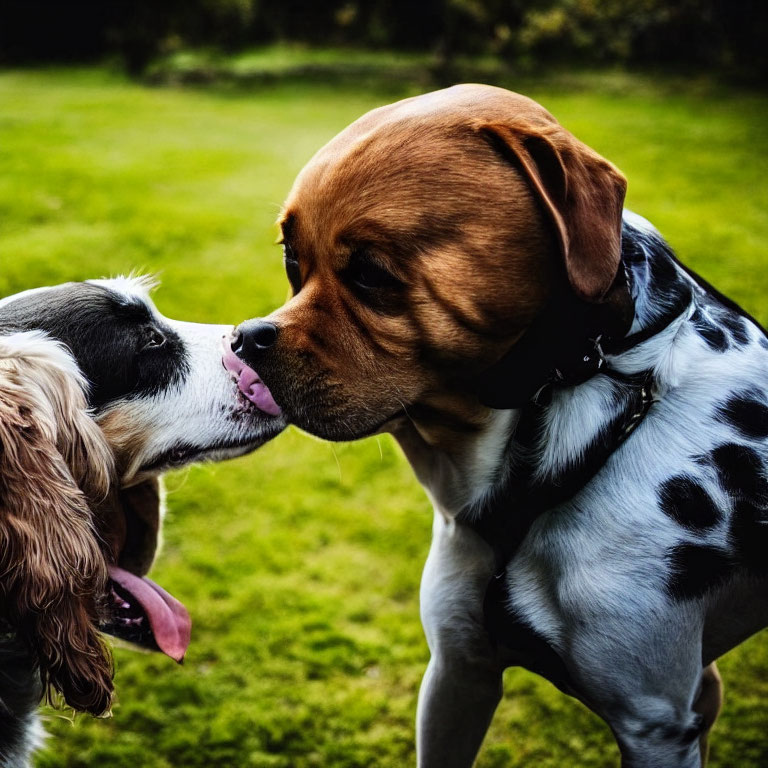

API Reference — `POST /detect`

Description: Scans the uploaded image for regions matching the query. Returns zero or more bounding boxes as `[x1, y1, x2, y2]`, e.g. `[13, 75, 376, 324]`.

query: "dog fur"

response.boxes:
[230, 85, 766, 767]
[0, 277, 285, 765]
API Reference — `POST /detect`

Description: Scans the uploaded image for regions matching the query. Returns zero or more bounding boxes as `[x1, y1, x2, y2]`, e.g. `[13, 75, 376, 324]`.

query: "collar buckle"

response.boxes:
[548, 333, 608, 389]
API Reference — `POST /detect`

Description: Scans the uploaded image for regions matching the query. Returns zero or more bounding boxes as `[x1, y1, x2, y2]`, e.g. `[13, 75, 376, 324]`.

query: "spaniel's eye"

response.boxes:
[168, 447, 187, 465]
[142, 327, 166, 351]
[283, 245, 301, 294]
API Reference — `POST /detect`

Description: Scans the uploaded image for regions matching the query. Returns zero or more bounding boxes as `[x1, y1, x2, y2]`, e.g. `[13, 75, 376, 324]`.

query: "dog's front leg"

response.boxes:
[416, 652, 503, 768]
[417, 513, 503, 768]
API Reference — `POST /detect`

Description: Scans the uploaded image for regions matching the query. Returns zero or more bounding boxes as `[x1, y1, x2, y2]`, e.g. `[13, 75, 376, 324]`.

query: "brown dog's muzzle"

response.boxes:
[231, 306, 411, 441]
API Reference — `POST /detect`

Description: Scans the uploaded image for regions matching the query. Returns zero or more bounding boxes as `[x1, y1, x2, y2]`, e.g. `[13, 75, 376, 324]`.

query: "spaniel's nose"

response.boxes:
[232, 319, 278, 362]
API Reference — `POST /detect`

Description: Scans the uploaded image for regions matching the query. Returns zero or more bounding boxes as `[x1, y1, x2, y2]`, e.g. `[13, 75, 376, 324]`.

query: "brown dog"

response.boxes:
[225, 85, 768, 767]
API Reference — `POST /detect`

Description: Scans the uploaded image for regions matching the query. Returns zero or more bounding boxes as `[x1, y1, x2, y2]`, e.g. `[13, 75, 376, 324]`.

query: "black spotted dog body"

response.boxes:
[231, 84, 766, 767]
[422, 210, 768, 767]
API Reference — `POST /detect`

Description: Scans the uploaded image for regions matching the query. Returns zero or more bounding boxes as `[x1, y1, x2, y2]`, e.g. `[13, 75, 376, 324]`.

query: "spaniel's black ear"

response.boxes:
[0, 333, 115, 715]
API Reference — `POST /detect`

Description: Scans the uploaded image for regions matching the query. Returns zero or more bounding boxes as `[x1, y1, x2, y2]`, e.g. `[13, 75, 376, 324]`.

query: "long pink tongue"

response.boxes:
[222, 347, 281, 416]
[108, 565, 191, 662]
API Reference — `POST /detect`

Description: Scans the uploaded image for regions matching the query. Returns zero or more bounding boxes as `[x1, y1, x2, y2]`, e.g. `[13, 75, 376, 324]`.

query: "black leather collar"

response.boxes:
[472, 268, 634, 410]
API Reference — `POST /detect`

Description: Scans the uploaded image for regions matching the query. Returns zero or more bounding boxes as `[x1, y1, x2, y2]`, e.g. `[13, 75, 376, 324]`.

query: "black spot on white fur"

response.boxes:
[665, 544, 734, 600]
[720, 313, 750, 347]
[691, 308, 729, 352]
[658, 476, 720, 530]
[710, 443, 768, 499]
[483, 575, 573, 694]
[647, 247, 681, 287]
[706, 442, 768, 574]
[731, 499, 768, 574]
[716, 393, 768, 440]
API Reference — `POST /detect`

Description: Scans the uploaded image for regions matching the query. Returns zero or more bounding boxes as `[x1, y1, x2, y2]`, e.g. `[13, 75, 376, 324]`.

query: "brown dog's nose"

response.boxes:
[232, 319, 278, 362]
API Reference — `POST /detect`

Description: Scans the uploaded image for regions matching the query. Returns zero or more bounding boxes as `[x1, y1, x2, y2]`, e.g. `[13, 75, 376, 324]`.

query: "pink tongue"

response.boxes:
[222, 347, 281, 416]
[108, 565, 191, 662]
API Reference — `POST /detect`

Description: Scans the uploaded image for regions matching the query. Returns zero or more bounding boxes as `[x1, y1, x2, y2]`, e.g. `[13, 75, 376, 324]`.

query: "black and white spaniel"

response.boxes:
[0, 276, 284, 766]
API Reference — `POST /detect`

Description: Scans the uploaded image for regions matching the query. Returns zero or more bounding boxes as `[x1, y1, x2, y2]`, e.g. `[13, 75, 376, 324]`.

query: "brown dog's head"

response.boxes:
[232, 85, 628, 444]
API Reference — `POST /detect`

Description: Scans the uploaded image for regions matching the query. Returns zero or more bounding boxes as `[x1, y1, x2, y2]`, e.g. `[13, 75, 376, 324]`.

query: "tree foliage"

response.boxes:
[1, 0, 765, 81]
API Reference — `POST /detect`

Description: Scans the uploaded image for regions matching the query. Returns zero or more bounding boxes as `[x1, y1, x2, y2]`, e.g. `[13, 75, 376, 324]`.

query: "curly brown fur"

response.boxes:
[0, 333, 115, 716]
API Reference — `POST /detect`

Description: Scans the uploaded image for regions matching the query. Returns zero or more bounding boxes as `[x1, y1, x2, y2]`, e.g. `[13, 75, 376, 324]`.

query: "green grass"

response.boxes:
[1, 59, 767, 767]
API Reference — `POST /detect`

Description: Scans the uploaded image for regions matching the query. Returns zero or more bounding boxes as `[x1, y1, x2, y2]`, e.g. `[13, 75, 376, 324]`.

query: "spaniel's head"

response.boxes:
[0, 277, 285, 715]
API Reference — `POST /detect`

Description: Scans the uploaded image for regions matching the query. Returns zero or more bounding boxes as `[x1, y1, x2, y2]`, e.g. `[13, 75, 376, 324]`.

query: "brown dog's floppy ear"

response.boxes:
[479, 120, 627, 302]
[0, 333, 115, 715]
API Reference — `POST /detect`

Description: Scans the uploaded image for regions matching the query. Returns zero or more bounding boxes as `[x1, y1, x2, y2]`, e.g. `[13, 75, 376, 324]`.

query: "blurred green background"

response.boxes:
[1, 3, 768, 766]
[2, 0, 767, 83]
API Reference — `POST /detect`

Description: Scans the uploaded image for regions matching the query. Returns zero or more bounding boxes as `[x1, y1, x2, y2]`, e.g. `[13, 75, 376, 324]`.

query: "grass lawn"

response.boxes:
[1, 59, 767, 767]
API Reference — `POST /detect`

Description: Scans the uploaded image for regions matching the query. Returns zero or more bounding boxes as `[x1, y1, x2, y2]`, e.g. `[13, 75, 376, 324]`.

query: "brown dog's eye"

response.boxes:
[283, 246, 301, 294]
[344, 252, 401, 291]
[342, 251, 406, 315]
[349, 264, 389, 290]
